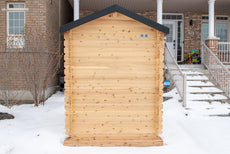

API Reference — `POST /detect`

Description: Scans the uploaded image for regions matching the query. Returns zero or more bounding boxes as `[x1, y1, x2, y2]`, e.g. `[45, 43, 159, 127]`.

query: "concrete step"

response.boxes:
[187, 100, 229, 104]
[188, 94, 228, 101]
[186, 101, 230, 106]
[224, 64, 230, 69]
[180, 64, 210, 75]
[168, 64, 229, 106]
[182, 70, 210, 75]
[188, 87, 224, 95]
[186, 75, 209, 81]
[179, 64, 205, 70]
[187, 81, 215, 87]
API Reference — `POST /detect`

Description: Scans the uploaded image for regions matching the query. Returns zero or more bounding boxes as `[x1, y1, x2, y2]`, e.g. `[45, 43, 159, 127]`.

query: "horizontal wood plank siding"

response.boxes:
[64, 12, 164, 146]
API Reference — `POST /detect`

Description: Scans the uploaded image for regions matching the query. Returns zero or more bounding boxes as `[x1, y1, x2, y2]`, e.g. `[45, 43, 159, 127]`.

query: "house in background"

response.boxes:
[1, 0, 229, 104]
[65, 0, 230, 106]
[0, 0, 73, 103]
[68, 0, 230, 63]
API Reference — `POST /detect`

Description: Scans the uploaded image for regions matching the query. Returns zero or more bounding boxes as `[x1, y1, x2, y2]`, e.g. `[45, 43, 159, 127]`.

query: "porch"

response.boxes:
[65, 0, 230, 107]
[165, 42, 230, 108]
[67, 0, 230, 64]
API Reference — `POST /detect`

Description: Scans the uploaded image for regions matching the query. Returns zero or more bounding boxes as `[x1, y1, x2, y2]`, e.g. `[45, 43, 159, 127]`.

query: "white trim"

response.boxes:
[164, 20, 177, 60]
[4, 8, 29, 11]
[7, 11, 25, 35]
[7, 3, 24, 9]
[6, 2, 26, 48]
[74, 0, 80, 20]
[163, 13, 184, 62]
[205, 37, 220, 40]
[163, 13, 184, 15]
[7, 3, 27, 11]
[5, 3, 28, 11]
[157, 0, 163, 24]
[208, 0, 216, 38]
[163, 13, 183, 21]
[2, 8, 29, 11]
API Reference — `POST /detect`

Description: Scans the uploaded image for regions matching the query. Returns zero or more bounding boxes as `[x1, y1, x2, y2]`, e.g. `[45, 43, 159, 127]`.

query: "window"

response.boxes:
[163, 15, 183, 20]
[8, 12, 25, 35]
[216, 23, 228, 42]
[164, 24, 173, 42]
[202, 16, 209, 20]
[216, 17, 228, 21]
[201, 22, 209, 42]
[201, 16, 229, 43]
[8, 3, 25, 9]
[7, 3, 25, 48]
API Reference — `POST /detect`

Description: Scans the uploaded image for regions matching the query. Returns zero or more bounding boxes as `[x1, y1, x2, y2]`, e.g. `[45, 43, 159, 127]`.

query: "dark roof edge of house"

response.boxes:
[60, 4, 169, 34]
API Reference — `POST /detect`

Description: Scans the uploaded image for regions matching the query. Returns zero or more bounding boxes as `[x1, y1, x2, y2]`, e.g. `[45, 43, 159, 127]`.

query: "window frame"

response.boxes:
[216, 22, 228, 42]
[7, 3, 25, 10]
[6, 3, 26, 48]
[7, 11, 25, 36]
[201, 15, 229, 43]
[7, 3, 26, 36]
[201, 22, 209, 43]
[163, 13, 184, 62]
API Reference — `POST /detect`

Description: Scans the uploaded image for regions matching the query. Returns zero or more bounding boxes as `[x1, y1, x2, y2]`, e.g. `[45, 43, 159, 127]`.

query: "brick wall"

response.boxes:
[80, 10, 95, 18]
[0, 0, 47, 93]
[0, 0, 47, 48]
[60, 1, 73, 75]
[0, 52, 55, 90]
[137, 11, 157, 21]
[0, 1, 7, 47]
[80, 10, 203, 61]
[183, 12, 202, 61]
[0, 0, 72, 101]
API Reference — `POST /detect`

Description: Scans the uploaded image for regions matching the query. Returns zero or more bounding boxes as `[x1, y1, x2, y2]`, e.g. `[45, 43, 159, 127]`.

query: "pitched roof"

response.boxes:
[60, 4, 169, 34]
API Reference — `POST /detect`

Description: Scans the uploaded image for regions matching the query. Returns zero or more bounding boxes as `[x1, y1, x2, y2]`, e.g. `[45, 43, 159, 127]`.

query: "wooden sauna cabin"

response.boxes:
[60, 4, 169, 147]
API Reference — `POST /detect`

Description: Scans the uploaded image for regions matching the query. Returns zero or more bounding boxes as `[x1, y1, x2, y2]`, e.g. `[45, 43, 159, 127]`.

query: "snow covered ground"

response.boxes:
[1, 90, 230, 154]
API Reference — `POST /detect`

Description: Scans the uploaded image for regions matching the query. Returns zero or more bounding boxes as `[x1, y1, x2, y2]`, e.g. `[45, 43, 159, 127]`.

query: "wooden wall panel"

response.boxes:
[64, 12, 165, 146]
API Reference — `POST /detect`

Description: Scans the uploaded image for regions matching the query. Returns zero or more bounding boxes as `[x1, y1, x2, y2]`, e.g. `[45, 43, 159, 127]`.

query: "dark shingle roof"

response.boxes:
[60, 4, 169, 34]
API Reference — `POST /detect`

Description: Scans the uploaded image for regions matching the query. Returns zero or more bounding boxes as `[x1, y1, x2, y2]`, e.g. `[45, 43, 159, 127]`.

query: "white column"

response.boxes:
[157, 0, 163, 24]
[208, 0, 215, 38]
[74, 0, 80, 20]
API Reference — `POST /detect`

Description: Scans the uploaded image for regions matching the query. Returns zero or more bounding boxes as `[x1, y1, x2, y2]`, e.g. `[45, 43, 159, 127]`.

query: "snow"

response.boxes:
[186, 75, 209, 81]
[187, 81, 215, 86]
[182, 71, 204, 75]
[188, 87, 223, 93]
[1, 90, 230, 154]
[188, 94, 227, 101]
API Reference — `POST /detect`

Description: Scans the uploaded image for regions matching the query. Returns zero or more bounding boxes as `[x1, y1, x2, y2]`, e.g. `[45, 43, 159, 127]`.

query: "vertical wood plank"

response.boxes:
[69, 30, 73, 137]
[64, 31, 71, 135]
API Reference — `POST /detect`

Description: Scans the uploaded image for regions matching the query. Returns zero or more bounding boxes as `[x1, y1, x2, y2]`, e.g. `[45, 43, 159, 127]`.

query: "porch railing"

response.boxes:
[164, 43, 187, 107]
[202, 43, 230, 98]
[218, 42, 230, 64]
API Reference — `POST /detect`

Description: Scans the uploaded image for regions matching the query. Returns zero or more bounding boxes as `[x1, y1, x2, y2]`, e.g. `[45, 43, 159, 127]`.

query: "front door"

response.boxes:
[163, 20, 177, 60]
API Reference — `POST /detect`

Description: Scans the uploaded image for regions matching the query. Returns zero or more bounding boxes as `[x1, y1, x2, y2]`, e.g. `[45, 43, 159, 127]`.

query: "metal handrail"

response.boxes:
[202, 43, 230, 97]
[164, 43, 187, 107]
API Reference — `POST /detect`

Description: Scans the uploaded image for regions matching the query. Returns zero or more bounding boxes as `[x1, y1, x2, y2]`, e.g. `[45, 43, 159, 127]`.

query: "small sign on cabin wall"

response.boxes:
[139, 33, 149, 38]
